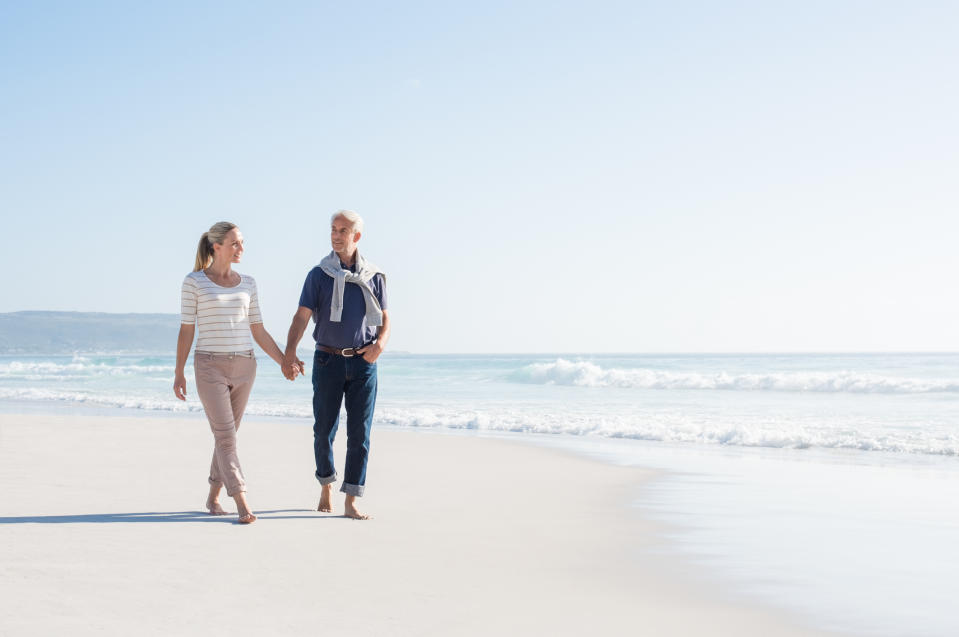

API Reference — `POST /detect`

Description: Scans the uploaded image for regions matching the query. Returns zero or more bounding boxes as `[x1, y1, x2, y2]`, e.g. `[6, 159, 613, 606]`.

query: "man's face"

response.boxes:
[331, 216, 360, 256]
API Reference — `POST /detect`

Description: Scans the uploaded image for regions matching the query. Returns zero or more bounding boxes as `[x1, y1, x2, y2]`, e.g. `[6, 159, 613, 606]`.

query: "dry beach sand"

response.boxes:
[0, 412, 847, 636]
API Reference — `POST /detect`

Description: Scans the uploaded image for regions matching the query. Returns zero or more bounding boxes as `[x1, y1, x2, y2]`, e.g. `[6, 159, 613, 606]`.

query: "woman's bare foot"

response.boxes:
[317, 484, 334, 513]
[233, 491, 255, 525]
[206, 484, 228, 515]
[206, 499, 228, 515]
[344, 495, 371, 520]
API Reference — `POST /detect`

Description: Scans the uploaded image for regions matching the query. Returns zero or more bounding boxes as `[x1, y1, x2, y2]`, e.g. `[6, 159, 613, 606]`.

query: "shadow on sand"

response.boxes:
[0, 509, 322, 524]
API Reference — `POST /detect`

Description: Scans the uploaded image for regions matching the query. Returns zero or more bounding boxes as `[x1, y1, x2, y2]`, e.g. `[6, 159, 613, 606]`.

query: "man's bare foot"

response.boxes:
[317, 484, 334, 513]
[238, 513, 256, 524]
[206, 499, 228, 515]
[344, 495, 371, 520]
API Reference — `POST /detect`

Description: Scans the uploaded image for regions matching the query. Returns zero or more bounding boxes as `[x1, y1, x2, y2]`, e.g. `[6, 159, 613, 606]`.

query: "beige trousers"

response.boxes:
[194, 352, 256, 496]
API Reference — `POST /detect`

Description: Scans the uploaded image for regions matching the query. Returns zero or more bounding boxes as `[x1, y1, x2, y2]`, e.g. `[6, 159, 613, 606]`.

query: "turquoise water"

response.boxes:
[4, 352, 959, 455]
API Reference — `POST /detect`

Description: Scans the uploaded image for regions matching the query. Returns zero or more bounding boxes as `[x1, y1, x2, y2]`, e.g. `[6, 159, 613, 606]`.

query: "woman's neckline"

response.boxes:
[200, 269, 242, 289]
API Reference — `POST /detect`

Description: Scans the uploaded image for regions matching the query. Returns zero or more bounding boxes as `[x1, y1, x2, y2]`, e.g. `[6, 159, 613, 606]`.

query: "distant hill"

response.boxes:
[0, 311, 181, 354]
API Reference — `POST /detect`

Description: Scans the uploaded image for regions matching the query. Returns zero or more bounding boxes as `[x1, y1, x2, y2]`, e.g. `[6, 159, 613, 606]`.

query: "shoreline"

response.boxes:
[0, 411, 845, 636]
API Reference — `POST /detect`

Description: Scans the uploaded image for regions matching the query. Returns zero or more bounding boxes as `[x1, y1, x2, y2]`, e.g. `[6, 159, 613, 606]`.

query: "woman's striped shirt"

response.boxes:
[180, 271, 263, 353]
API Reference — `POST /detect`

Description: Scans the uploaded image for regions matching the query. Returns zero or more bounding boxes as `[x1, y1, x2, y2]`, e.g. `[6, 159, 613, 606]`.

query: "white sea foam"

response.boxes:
[512, 359, 959, 394]
[0, 360, 176, 379]
[0, 387, 198, 412]
[373, 407, 959, 456]
[2, 386, 957, 456]
[0, 387, 314, 418]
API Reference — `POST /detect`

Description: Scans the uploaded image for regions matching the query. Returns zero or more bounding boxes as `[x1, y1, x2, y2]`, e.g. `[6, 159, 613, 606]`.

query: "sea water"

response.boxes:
[2, 351, 958, 635]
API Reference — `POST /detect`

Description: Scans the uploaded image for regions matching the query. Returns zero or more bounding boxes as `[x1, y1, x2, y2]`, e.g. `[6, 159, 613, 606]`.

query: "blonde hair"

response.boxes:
[193, 221, 238, 271]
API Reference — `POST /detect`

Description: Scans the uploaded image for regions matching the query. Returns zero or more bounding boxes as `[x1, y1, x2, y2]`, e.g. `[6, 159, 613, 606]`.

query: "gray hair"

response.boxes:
[331, 209, 364, 235]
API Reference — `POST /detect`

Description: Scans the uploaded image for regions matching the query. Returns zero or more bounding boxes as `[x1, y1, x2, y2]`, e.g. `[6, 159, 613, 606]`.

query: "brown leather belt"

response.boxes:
[317, 344, 372, 358]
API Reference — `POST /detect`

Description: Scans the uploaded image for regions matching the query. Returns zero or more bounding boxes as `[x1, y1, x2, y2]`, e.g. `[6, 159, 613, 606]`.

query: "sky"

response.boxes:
[1, 1, 957, 353]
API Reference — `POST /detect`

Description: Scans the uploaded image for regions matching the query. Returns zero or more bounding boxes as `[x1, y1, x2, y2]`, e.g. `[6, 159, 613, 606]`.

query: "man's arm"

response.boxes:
[282, 306, 313, 377]
[358, 310, 389, 363]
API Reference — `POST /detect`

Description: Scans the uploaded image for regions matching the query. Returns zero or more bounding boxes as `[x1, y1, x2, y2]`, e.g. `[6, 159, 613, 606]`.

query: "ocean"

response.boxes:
[2, 351, 957, 636]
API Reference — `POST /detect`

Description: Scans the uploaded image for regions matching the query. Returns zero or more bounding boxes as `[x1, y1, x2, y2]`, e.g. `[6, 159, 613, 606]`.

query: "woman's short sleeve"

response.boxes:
[247, 277, 263, 325]
[180, 275, 198, 324]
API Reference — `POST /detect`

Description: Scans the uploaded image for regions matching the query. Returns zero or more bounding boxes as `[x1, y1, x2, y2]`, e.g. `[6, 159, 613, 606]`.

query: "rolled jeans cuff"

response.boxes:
[341, 482, 365, 497]
[316, 471, 338, 486]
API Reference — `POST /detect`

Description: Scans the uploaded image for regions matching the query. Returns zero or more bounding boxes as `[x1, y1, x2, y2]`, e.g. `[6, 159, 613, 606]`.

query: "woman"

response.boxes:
[173, 221, 295, 524]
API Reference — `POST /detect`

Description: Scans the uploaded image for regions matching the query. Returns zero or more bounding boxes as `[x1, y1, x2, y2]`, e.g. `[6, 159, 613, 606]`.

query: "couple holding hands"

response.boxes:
[173, 210, 389, 524]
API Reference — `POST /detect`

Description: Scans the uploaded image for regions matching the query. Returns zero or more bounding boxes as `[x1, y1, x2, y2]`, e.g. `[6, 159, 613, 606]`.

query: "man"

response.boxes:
[283, 210, 389, 520]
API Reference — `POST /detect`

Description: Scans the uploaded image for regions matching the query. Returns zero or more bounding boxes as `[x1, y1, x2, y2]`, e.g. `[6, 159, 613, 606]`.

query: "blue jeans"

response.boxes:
[312, 349, 378, 497]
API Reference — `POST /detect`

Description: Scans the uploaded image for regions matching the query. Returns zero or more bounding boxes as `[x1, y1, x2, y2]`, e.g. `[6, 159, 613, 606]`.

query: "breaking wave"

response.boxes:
[0, 359, 174, 381]
[511, 359, 959, 394]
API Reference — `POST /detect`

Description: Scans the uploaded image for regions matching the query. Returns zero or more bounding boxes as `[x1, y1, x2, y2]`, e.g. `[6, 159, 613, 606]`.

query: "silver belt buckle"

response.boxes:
[341, 347, 355, 357]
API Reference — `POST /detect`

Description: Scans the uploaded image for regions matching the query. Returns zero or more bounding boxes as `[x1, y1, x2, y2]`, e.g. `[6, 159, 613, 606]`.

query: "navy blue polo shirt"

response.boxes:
[298, 263, 388, 349]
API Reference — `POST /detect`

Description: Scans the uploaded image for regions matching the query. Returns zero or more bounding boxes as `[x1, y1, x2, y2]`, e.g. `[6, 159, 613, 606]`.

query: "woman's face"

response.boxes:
[214, 228, 244, 263]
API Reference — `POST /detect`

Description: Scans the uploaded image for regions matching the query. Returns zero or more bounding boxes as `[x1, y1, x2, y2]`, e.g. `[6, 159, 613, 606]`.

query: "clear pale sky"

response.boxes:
[2, 2, 957, 353]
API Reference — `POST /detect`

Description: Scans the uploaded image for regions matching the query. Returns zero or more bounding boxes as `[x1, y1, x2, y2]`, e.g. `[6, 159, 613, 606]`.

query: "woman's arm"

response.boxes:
[173, 324, 195, 400]
[250, 323, 288, 368]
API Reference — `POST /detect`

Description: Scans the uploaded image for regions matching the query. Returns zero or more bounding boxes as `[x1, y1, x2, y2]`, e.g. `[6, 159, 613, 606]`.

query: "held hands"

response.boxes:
[282, 354, 306, 381]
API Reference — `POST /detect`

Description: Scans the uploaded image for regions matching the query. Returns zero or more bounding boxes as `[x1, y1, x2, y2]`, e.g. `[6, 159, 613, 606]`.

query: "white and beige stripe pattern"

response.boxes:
[180, 271, 262, 353]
